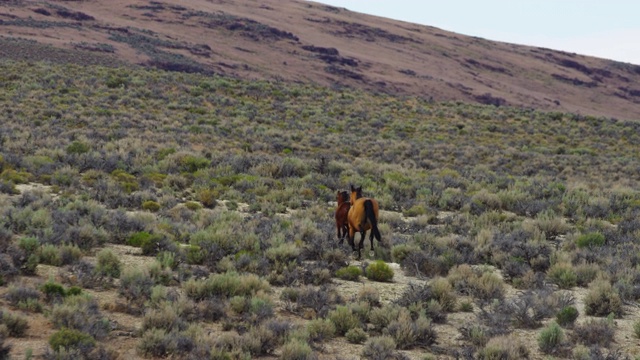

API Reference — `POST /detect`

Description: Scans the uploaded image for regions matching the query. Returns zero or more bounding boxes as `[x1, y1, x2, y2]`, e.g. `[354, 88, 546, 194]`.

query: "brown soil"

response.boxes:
[1, 0, 640, 121]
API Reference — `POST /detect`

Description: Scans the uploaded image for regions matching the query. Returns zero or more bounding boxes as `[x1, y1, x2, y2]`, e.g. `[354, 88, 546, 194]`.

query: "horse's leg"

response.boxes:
[348, 226, 356, 251]
[359, 230, 366, 254]
[369, 230, 375, 253]
[357, 230, 365, 260]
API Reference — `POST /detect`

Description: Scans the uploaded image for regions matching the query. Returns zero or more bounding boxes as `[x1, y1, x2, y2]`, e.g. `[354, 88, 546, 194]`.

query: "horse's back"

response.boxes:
[348, 198, 378, 230]
[336, 202, 349, 220]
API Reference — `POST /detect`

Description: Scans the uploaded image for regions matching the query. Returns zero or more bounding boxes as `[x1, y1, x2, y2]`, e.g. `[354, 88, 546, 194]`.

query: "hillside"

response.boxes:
[1, 60, 640, 359]
[1, 0, 639, 120]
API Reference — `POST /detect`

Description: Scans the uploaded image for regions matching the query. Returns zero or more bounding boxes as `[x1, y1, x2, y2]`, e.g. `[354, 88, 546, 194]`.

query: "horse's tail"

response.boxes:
[364, 199, 381, 241]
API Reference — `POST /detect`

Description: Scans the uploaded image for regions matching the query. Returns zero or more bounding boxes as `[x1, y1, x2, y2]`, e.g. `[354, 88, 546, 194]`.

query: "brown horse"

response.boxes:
[347, 185, 381, 259]
[335, 190, 350, 242]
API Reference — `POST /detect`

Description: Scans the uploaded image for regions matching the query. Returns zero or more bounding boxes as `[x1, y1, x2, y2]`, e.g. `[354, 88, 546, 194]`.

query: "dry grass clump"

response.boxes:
[583, 278, 623, 317]
[183, 271, 270, 301]
[361, 336, 403, 360]
[50, 294, 110, 340]
[476, 334, 529, 359]
[0, 310, 28, 337]
[385, 309, 436, 349]
[447, 264, 505, 304]
[537, 322, 565, 355]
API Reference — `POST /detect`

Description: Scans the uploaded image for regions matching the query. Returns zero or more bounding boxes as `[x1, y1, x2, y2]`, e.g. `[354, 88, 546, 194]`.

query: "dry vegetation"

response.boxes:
[1, 59, 640, 360]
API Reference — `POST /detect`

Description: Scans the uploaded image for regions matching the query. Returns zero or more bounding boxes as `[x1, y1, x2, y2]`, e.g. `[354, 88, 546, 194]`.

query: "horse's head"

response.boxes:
[337, 190, 349, 205]
[349, 185, 363, 203]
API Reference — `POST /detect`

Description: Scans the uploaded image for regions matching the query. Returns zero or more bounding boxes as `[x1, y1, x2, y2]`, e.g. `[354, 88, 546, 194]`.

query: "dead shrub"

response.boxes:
[571, 318, 616, 348]
[584, 279, 623, 317]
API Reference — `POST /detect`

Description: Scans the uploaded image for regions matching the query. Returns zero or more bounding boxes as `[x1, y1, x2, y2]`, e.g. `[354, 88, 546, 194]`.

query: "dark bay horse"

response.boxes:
[335, 190, 350, 242]
[347, 185, 381, 259]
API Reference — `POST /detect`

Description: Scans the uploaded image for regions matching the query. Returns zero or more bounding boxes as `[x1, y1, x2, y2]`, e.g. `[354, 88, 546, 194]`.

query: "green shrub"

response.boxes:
[6, 284, 41, 309]
[184, 201, 202, 211]
[94, 249, 122, 278]
[66, 141, 90, 155]
[179, 155, 209, 173]
[18, 298, 42, 313]
[361, 336, 397, 360]
[184, 272, 270, 301]
[238, 322, 284, 355]
[390, 243, 420, 263]
[156, 251, 178, 270]
[41, 281, 67, 302]
[197, 189, 218, 209]
[185, 245, 204, 265]
[58, 244, 83, 265]
[345, 327, 367, 344]
[66, 286, 82, 297]
[633, 320, 640, 339]
[538, 322, 564, 354]
[119, 268, 154, 310]
[111, 169, 139, 193]
[141, 200, 161, 212]
[156, 147, 176, 161]
[306, 318, 335, 343]
[574, 262, 599, 287]
[279, 339, 313, 360]
[365, 260, 394, 282]
[335, 265, 362, 281]
[387, 310, 436, 349]
[18, 237, 39, 255]
[467, 270, 505, 302]
[39, 244, 62, 266]
[327, 305, 361, 336]
[266, 243, 300, 263]
[556, 306, 579, 327]
[547, 262, 577, 289]
[575, 232, 605, 248]
[0, 311, 28, 337]
[136, 328, 169, 357]
[1, 169, 32, 184]
[0, 179, 18, 194]
[465, 325, 489, 347]
[141, 303, 186, 333]
[369, 304, 402, 331]
[458, 300, 473, 312]
[477, 335, 529, 360]
[49, 328, 95, 352]
[51, 295, 110, 339]
[127, 231, 152, 247]
[430, 277, 456, 312]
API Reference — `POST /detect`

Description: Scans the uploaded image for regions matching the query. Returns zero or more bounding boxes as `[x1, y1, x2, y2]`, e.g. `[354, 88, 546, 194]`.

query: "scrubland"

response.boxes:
[1, 60, 640, 359]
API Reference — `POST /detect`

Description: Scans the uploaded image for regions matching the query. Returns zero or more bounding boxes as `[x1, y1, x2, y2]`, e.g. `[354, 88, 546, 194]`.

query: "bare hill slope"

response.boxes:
[1, 0, 640, 120]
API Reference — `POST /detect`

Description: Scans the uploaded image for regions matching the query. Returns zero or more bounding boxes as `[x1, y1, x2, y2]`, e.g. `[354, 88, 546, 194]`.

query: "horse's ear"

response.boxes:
[357, 186, 362, 193]
[350, 184, 356, 192]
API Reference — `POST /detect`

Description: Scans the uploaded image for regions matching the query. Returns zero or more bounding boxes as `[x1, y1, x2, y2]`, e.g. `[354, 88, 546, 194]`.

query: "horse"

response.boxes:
[347, 185, 381, 259]
[335, 190, 350, 242]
